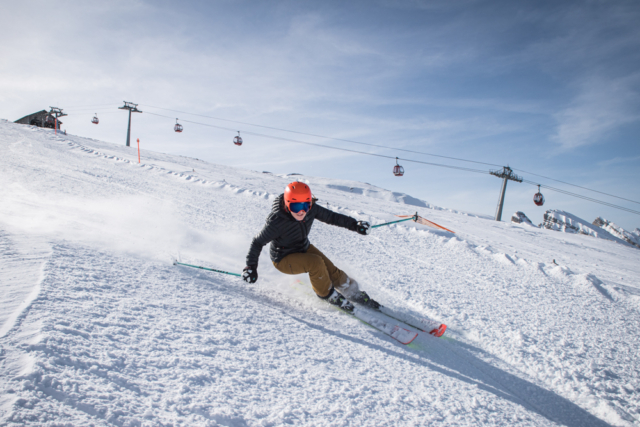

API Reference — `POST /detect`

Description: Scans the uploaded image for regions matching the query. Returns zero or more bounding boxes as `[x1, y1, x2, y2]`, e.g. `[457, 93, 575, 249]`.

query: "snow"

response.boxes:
[1, 119, 639, 426]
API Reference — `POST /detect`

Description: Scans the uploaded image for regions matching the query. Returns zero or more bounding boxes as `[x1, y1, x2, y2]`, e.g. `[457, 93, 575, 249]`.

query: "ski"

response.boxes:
[349, 306, 418, 345]
[376, 306, 447, 337]
[293, 280, 420, 345]
[346, 289, 447, 338]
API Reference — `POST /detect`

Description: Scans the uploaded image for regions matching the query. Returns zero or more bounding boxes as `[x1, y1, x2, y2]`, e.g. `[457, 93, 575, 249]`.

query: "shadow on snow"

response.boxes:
[285, 313, 610, 427]
[200, 269, 612, 427]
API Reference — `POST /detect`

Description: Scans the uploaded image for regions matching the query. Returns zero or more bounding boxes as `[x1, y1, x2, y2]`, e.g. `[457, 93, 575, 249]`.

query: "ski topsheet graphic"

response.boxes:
[351, 306, 418, 345]
[377, 306, 447, 337]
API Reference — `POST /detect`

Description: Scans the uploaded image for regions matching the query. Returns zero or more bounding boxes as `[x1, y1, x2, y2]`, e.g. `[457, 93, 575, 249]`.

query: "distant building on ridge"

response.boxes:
[14, 110, 62, 129]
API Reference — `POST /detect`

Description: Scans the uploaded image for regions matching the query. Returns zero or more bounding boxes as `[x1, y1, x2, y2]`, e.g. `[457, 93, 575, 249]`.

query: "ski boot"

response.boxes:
[351, 291, 381, 309]
[326, 289, 354, 312]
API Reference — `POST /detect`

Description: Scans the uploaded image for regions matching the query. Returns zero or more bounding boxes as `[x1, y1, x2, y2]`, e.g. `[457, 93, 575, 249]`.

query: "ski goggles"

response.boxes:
[289, 202, 310, 213]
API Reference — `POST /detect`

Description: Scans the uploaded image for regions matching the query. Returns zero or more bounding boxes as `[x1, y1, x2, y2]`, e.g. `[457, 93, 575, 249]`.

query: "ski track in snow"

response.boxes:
[1, 120, 639, 426]
[0, 230, 51, 339]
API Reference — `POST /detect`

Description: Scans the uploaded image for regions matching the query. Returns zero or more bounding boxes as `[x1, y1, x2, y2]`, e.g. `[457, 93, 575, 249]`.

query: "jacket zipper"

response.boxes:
[299, 220, 307, 240]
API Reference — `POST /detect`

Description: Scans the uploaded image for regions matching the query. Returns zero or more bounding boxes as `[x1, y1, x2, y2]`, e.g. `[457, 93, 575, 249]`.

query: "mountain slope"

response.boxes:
[1, 120, 639, 426]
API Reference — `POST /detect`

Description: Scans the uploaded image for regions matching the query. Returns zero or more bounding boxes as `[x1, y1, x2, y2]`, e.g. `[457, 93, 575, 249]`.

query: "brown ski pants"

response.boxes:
[273, 244, 348, 298]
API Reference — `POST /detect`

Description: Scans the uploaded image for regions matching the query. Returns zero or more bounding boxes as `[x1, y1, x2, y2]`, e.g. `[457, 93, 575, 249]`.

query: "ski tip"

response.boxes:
[391, 326, 419, 345]
[429, 324, 447, 338]
[404, 333, 419, 345]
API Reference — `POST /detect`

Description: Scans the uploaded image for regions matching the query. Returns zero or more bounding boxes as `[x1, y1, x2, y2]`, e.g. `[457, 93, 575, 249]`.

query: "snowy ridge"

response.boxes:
[593, 217, 640, 249]
[1, 120, 640, 426]
[324, 182, 429, 207]
[68, 138, 275, 200]
[511, 211, 536, 226]
[541, 209, 624, 242]
[280, 175, 488, 218]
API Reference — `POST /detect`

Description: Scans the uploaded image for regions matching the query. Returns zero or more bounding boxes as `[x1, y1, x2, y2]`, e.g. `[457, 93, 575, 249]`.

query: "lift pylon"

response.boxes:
[490, 166, 522, 221]
[48, 107, 67, 135]
[118, 101, 142, 147]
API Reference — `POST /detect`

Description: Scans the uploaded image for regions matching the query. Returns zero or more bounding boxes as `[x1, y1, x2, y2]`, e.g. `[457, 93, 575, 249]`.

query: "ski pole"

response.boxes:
[173, 261, 242, 277]
[371, 213, 418, 229]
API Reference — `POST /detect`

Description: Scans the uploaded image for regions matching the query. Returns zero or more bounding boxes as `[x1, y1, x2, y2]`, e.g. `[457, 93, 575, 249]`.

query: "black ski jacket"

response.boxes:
[246, 194, 358, 267]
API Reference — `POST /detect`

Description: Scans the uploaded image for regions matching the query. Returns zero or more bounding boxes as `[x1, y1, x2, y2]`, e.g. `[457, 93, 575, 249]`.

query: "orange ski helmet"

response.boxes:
[284, 181, 312, 212]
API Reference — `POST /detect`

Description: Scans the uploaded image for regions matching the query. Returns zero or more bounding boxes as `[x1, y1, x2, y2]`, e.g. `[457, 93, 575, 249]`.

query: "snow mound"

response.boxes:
[323, 183, 428, 207]
[278, 175, 430, 207]
[325, 184, 428, 208]
[511, 211, 536, 226]
[541, 210, 623, 242]
[593, 217, 640, 249]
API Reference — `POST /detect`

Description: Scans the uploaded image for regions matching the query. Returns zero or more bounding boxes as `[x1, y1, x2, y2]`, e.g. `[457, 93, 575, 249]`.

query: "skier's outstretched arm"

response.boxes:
[314, 204, 370, 235]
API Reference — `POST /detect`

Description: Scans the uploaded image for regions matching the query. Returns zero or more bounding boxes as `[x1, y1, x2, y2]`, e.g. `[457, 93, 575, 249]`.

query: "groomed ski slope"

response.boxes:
[1, 119, 639, 427]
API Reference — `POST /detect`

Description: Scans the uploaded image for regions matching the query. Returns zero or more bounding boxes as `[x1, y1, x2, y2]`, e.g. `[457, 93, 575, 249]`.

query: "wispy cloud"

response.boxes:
[597, 155, 640, 168]
[553, 74, 640, 149]
[2, 0, 640, 228]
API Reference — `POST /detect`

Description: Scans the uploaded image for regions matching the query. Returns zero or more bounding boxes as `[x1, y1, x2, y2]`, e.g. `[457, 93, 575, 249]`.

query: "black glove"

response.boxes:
[355, 221, 371, 235]
[242, 266, 258, 283]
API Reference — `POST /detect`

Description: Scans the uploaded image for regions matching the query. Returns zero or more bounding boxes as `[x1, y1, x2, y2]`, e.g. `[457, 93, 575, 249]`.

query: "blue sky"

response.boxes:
[2, 0, 639, 229]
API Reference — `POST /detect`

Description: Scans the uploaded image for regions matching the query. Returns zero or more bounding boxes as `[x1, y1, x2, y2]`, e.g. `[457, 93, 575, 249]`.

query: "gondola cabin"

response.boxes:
[92, 114, 99, 124]
[533, 185, 545, 206]
[393, 157, 404, 177]
[174, 118, 183, 133]
[233, 131, 243, 146]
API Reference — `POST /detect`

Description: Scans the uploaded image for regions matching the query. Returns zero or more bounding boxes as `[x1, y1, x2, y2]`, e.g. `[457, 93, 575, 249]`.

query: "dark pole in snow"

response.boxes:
[490, 166, 523, 221]
[118, 101, 142, 147]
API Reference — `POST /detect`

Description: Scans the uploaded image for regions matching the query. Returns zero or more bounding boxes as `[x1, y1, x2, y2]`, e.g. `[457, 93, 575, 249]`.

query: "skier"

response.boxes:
[243, 181, 380, 312]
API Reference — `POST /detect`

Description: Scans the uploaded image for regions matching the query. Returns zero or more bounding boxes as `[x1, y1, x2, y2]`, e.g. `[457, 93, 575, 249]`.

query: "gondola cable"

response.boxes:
[144, 111, 640, 216]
